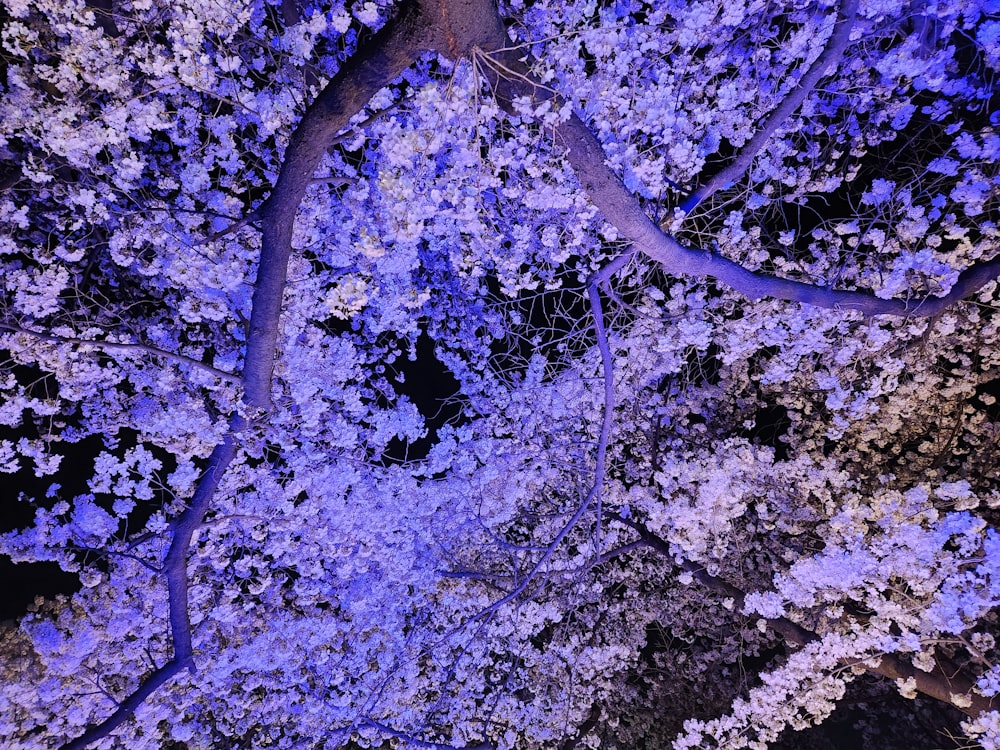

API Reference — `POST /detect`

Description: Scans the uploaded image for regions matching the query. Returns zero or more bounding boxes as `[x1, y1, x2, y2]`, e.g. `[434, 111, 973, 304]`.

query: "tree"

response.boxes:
[1, 0, 999, 747]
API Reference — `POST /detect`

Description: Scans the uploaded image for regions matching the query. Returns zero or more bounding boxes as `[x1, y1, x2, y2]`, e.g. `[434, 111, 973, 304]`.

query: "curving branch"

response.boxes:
[243, 0, 431, 410]
[61, 659, 185, 750]
[478, 0, 999, 319]
[550, 103, 1000, 317]
[621, 516, 999, 718]
[679, 0, 860, 214]
[362, 718, 495, 750]
[58, 1, 541, 746]
[60, 428, 242, 750]
[160, 431, 242, 673]
[58, 5, 435, 749]
[0, 322, 240, 384]
[51, 1, 1000, 747]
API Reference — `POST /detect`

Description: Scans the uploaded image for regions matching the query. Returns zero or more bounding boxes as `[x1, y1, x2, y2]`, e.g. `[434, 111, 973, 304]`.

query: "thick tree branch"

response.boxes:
[552, 106, 1000, 317]
[58, 2, 532, 746]
[244, 1, 431, 410]
[477, 2, 999, 318]
[57, 6, 438, 749]
[161, 430, 242, 671]
[48, 2, 1000, 747]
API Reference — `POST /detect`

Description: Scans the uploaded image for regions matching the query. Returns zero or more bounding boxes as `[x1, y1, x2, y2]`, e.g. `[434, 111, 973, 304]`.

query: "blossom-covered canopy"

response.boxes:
[1, 0, 998, 748]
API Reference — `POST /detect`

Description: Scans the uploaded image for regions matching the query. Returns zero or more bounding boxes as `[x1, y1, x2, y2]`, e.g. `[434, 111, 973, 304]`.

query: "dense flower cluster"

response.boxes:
[0, 0, 998, 748]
